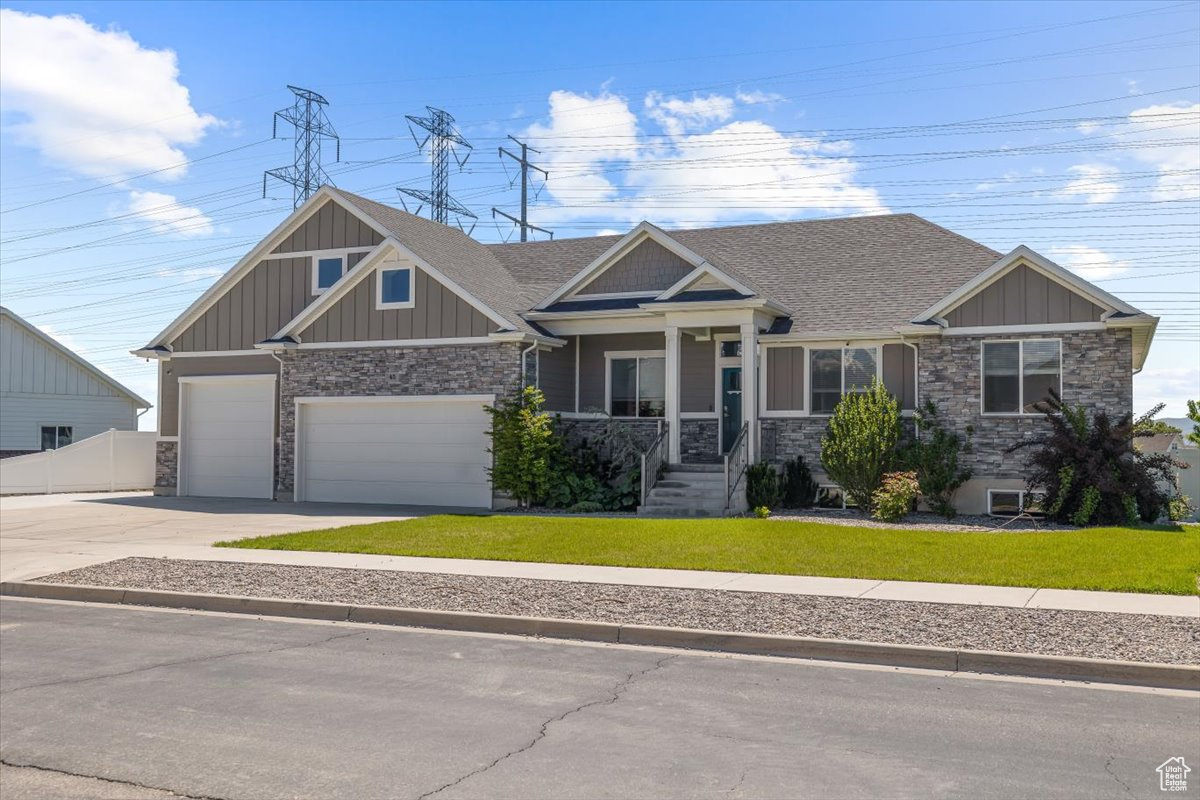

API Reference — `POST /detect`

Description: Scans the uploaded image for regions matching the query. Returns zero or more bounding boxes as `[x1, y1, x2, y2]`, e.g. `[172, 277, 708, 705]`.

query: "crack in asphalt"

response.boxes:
[416, 654, 678, 800]
[0, 759, 222, 800]
[1103, 733, 1136, 798]
[1, 630, 365, 696]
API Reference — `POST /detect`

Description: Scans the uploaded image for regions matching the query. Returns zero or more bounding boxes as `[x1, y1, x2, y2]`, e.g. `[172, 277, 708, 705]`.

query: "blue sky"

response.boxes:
[1, 0, 1197, 423]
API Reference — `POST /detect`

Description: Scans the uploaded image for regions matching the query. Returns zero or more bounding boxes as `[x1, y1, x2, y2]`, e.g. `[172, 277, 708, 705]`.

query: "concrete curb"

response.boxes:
[3, 581, 1197, 691]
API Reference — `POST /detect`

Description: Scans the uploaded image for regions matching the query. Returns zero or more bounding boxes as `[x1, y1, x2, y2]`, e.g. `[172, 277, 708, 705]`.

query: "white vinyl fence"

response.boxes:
[0, 429, 156, 495]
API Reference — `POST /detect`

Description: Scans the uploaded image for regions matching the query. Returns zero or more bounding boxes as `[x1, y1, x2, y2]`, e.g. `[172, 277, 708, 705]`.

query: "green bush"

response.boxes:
[871, 471, 920, 523]
[1009, 390, 1178, 525]
[485, 386, 558, 507]
[820, 379, 901, 511]
[545, 416, 643, 512]
[1168, 494, 1195, 522]
[753, 505, 771, 519]
[901, 400, 972, 519]
[746, 462, 784, 509]
[781, 455, 819, 509]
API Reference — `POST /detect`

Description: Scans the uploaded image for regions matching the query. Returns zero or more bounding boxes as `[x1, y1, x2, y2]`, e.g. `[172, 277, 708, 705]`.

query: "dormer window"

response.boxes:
[376, 265, 415, 310]
[313, 255, 347, 294]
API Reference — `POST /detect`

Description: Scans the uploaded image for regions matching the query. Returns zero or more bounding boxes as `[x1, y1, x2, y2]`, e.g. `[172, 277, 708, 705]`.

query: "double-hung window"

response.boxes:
[982, 339, 1061, 413]
[40, 425, 72, 451]
[608, 354, 665, 418]
[313, 256, 346, 293]
[810, 347, 879, 414]
[376, 266, 414, 309]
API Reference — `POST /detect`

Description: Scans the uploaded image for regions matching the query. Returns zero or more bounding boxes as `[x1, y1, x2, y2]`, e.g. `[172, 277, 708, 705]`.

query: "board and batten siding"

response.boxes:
[299, 264, 496, 343]
[158, 354, 279, 437]
[680, 332, 716, 414]
[271, 199, 384, 254]
[764, 342, 916, 412]
[578, 332, 665, 412]
[945, 264, 1104, 327]
[0, 313, 138, 450]
[539, 337, 576, 412]
[577, 239, 693, 295]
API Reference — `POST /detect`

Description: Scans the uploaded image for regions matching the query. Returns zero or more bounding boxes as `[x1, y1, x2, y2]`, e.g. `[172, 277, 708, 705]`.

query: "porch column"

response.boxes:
[665, 325, 681, 464]
[740, 322, 757, 461]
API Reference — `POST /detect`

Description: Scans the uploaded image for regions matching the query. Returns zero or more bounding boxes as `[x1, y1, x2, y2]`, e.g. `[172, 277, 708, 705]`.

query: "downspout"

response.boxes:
[268, 349, 286, 497]
[521, 342, 537, 389]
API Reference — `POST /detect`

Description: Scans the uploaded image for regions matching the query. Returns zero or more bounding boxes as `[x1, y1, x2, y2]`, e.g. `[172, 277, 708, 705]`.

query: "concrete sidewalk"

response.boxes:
[44, 542, 1200, 618]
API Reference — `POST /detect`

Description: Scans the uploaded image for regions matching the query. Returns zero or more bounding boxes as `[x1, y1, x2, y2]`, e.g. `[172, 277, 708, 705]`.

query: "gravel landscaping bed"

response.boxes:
[35, 557, 1199, 665]
[768, 509, 1076, 532]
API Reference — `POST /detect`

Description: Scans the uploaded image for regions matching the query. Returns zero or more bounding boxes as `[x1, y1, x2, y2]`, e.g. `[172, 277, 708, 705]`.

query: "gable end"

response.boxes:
[944, 263, 1106, 327]
[271, 199, 384, 254]
[577, 238, 694, 296]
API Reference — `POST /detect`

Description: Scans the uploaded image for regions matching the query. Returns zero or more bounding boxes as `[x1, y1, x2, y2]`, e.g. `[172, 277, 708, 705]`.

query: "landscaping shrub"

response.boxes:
[753, 505, 771, 519]
[820, 379, 900, 511]
[546, 416, 643, 512]
[871, 471, 920, 522]
[746, 462, 784, 509]
[485, 386, 558, 507]
[1169, 494, 1195, 522]
[1008, 391, 1180, 525]
[781, 455, 819, 509]
[901, 400, 972, 519]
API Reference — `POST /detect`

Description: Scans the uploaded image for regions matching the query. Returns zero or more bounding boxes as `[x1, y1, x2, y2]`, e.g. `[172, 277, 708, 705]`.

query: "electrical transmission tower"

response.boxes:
[398, 106, 475, 227]
[263, 85, 340, 210]
[492, 136, 551, 242]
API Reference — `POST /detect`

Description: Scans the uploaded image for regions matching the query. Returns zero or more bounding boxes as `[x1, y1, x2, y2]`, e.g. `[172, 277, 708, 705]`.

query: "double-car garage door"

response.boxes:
[295, 396, 492, 507]
[178, 378, 491, 508]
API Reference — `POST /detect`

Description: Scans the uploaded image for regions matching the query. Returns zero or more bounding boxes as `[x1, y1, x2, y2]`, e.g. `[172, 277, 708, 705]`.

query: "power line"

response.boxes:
[263, 85, 341, 210]
[492, 136, 551, 242]
[397, 106, 475, 227]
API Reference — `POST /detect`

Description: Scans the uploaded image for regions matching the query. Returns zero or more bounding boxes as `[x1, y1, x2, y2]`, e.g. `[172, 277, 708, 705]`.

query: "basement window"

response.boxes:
[987, 489, 1045, 517]
[815, 485, 858, 510]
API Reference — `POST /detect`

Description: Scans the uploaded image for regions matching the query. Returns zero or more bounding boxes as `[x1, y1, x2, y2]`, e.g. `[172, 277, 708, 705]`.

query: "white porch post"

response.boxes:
[740, 322, 758, 461]
[665, 325, 681, 464]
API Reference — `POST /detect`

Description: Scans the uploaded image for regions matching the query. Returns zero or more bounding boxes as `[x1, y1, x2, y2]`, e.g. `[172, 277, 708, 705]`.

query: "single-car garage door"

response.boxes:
[179, 375, 275, 499]
[296, 395, 493, 508]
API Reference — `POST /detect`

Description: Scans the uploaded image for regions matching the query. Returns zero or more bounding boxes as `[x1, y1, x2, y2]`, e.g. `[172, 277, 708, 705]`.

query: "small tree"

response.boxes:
[902, 400, 973, 519]
[1187, 399, 1200, 447]
[782, 455, 819, 509]
[746, 462, 784, 509]
[1008, 390, 1180, 525]
[485, 386, 557, 507]
[820, 379, 900, 511]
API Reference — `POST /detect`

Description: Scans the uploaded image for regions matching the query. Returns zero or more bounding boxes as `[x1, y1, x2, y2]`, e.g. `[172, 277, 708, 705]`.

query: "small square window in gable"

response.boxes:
[376, 265, 415, 310]
[315, 257, 345, 291]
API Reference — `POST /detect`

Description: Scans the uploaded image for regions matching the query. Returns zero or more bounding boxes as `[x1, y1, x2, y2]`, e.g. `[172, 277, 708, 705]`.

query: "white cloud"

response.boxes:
[1123, 102, 1200, 201]
[735, 90, 787, 108]
[1047, 244, 1130, 280]
[126, 191, 215, 237]
[0, 9, 217, 180]
[524, 88, 886, 230]
[1134, 366, 1200, 417]
[1058, 164, 1120, 204]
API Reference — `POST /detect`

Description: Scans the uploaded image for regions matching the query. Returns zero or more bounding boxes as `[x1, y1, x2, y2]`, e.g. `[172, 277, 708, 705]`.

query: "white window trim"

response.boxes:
[758, 341, 918, 418]
[604, 349, 667, 419]
[311, 251, 354, 295]
[809, 345, 882, 418]
[38, 424, 73, 451]
[375, 264, 416, 310]
[714, 333, 743, 452]
[980, 338, 1063, 417]
[814, 484, 855, 510]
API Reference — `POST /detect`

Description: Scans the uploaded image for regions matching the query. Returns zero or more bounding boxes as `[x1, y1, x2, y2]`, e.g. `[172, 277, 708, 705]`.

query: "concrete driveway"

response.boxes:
[0, 491, 450, 581]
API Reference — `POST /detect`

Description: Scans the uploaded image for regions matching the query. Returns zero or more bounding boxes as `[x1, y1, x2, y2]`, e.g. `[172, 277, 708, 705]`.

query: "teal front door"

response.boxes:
[721, 366, 742, 454]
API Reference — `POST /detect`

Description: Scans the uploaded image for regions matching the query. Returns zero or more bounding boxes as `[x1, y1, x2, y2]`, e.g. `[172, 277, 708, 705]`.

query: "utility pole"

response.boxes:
[492, 136, 551, 242]
[263, 85, 340, 210]
[398, 106, 475, 228]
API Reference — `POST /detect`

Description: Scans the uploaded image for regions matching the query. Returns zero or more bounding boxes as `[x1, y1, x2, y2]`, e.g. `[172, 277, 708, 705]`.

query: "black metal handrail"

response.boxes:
[724, 422, 750, 508]
[640, 422, 669, 506]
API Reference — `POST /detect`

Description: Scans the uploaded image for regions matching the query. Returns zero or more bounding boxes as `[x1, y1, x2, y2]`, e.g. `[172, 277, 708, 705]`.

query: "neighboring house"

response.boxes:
[134, 186, 1158, 514]
[1, 306, 151, 458]
[1137, 431, 1199, 512]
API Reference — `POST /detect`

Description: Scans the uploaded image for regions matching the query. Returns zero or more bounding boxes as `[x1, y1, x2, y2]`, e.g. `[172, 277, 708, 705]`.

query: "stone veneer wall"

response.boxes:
[679, 419, 720, 463]
[762, 329, 1133, 482]
[276, 343, 524, 492]
[557, 417, 662, 455]
[155, 440, 178, 490]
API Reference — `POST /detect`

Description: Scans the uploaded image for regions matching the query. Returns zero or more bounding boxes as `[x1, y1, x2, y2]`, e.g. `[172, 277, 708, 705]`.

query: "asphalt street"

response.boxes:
[1, 598, 1196, 800]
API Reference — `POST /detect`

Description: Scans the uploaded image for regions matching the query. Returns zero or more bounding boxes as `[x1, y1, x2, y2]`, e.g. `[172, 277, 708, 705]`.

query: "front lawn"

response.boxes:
[216, 516, 1200, 596]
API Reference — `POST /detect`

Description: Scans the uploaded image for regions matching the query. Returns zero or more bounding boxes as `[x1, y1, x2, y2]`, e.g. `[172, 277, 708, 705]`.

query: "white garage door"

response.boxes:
[298, 396, 492, 507]
[180, 376, 275, 499]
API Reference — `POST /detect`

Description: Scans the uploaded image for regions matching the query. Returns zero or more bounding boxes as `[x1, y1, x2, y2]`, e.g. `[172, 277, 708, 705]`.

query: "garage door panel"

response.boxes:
[299, 398, 491, 508]
[303, 422, 487, 447]
[306, 402, 486, 426]
[187, 400, 273, 425]
[305, 458, 486, 484]
[188, 455, 276, 480]
[304, 479, 490, 507]
[185, 420, 274, 443]
[185, 437, 274, 461]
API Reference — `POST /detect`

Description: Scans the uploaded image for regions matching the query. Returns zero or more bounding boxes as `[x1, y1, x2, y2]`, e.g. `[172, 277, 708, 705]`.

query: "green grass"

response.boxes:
[217, 516, 1200, 596]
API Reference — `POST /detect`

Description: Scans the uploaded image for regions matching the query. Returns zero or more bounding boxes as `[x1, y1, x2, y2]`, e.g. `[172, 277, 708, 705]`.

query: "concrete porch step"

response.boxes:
[660, 472, 725, 484]
[667, 463, 724, 473]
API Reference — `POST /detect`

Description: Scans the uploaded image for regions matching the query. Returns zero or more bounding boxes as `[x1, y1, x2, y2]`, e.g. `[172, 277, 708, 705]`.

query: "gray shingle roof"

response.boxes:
[334, 189, 1003, 333]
